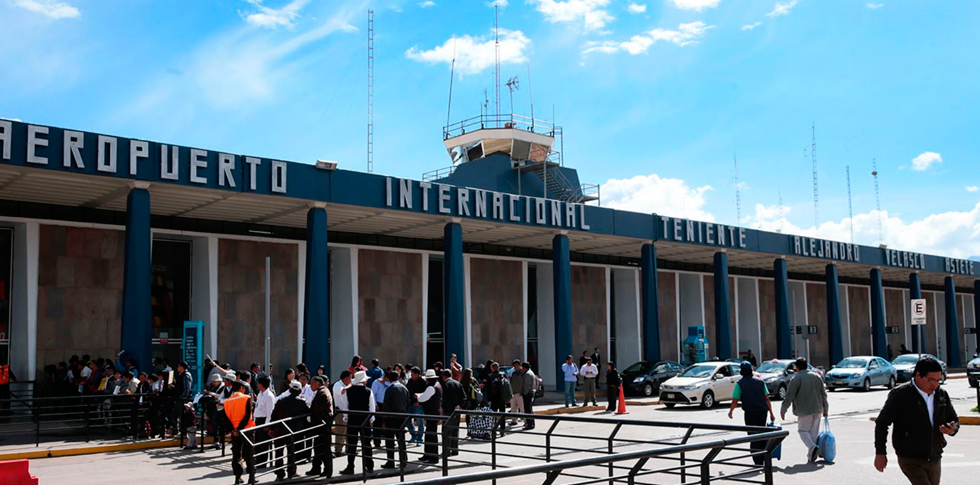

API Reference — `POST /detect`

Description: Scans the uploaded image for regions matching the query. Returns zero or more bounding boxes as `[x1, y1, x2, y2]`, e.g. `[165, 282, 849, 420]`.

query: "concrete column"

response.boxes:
[870, 269, 888, 359]
[553, 234, 573, 386]
[10, 223, 38, 380]
[303, 206, 329, 370]
[774, 258, 792, 359]
[640, 243, 660, 362]
[713, 252, 732, 360]
[444, 222, 465, 366]
[910, 273, 923, 353]
[329, 247, 357, 378]
[121, 187, 153, 372]
[944, 277, 962, 367]
[974, 281, 980, 355]
[826, 264, 845, 366]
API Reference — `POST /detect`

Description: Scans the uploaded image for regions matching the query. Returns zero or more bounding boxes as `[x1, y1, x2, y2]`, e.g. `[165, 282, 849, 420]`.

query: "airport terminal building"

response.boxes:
[0, 117, 977, 387]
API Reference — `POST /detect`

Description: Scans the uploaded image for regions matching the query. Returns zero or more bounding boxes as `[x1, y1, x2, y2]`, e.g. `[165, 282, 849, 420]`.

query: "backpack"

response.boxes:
[494, 374, 513, 403]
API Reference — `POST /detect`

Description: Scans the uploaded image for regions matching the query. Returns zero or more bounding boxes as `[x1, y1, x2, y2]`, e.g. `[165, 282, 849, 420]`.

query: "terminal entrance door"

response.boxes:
[788, 281, 810, 361]
[150, 239, 192, 367]
[426, 258, 444, 369]
[0, 228, 11, 365]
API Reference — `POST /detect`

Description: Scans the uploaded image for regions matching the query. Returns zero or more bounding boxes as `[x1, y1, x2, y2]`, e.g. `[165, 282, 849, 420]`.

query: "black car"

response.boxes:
[622, 361, 685, 397]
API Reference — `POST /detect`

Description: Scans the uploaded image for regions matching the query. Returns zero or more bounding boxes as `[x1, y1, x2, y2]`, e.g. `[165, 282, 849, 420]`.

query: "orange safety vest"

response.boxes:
[0, 365, 9, 385]
[224, 392, 255, 430]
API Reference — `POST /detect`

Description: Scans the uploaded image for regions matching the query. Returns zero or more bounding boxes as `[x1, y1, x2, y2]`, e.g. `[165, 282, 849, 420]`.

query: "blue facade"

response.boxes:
[825, 264, 844, 366]
[444, 223, 466, 367]
[120, 188, 153, 372]
[713, 252, 732, 360]
[870, 269, 888, 359]
[303, 207, 330, 372]
[944, 277, 962, 367]
[774, 259, 792, 360]
[910, 273, 923, 353]
[552, 234, 573, 384]
[641, 244, 660, 362]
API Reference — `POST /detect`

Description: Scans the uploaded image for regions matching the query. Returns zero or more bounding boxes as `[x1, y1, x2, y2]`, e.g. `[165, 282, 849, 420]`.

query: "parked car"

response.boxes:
[891, 354, 947, 383]
[755, 359, 824, 400]
[659, 362, 741, 409]
[499, 365, 544, 398]
[622, 361, 684, 397]
[825, 356, 897, 392]
[967, 353, 980, 388]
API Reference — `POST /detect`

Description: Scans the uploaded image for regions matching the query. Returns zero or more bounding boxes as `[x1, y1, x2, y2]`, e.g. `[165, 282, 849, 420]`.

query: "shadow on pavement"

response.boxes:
[775, 461, 831, 475]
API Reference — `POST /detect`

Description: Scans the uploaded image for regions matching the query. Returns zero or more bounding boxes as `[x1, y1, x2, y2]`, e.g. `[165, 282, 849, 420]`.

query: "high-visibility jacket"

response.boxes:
[0, 365, 9, 385]
[224, 392, 255, 430]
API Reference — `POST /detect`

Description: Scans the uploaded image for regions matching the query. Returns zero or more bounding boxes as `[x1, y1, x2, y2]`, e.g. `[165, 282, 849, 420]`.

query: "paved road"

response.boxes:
[28, 379, 980, 484]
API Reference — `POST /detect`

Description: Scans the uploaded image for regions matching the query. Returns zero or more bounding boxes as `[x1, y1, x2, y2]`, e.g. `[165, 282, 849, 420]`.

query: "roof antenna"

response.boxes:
[733, 139, 741, 224]
[494, 4, 500, 116]
[446, 37, 457, 128]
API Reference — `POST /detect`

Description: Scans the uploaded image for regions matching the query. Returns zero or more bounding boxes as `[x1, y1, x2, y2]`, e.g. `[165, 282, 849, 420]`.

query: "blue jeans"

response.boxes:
[564, 381, 576, 406]
[407, 405, 424, 442]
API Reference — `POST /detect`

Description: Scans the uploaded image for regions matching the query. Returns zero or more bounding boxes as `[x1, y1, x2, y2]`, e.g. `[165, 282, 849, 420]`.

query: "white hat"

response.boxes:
[351, 370, 368, 386]
[210, 373, 223, 383]
[288, 379, 302, 391]
[423, 369, 438, 379]
[224, 371, 237, 381]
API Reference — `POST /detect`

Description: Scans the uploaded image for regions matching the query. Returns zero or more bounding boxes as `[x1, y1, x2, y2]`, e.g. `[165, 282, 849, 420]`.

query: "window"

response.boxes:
[526, 265, 539, 373]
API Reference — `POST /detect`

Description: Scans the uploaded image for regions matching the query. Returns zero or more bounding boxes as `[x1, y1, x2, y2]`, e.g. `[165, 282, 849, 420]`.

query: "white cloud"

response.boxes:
[966, 186, 979, 193]
[12, 0, 79, 19]
[911, 151, 942, 171]
[766, 0, 800, 18]
[487, 0, 509, 6]
[627, 3, 646, 14]
[601, 173, 715, 222]
[668, 0, 722, 12]
[240, 0, 311, 29]
[584, 21, 712, 55]
[867, 3, 884, 9]
[419, 0, 436, 7]
[406, 29, 530, 75]
[742, 21, 763, 31]
[530, 0, 613, 32]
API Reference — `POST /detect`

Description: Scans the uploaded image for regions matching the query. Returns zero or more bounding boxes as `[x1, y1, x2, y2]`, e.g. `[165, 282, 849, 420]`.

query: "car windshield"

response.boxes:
[679, 365, 718, 378]
[892, 355, 920, 365]
[755, 362, 785, 374]
[624, 362, 653, 374]
[836, 358, 869, 369]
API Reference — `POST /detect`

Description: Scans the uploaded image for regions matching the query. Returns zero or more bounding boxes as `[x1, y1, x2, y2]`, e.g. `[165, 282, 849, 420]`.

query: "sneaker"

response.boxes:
[808, 446, 820, 463]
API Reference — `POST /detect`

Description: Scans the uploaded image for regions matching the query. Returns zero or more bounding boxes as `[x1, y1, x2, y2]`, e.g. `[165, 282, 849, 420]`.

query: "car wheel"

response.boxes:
[941, 372, 947, 384]
[643, 383, 654, 397]
[827, 386, 836, 392]
[887, 376, 896, 389]
[701, 391, 715, 409]
[862, 378, 871, 392]
[777, 384, 787, 401]
[664, 403, 676, 408]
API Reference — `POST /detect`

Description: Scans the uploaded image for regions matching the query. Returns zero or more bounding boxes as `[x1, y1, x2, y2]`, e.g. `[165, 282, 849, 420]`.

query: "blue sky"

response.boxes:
[2, 0, 979, 257]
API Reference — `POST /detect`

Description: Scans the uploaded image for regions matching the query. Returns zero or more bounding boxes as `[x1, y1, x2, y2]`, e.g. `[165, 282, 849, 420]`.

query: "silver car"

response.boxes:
[967, 353, 980, 388]
[755, 359, 824, 400]
[825, 356, 897, 392]
[890, 354, 947, 383]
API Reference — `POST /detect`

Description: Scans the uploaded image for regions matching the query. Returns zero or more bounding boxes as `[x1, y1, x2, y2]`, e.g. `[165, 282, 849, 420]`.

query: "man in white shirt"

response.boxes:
[580, 357, 599, 407]
[299, 373, 315, 404]
[332, 370, 352, 457]
[253, 376, 276, 468]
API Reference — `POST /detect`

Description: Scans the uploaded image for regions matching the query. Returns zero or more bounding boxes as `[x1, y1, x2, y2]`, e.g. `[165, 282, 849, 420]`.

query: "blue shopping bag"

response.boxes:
[767, 421, 782, 461]
[818, 417, 836, 463]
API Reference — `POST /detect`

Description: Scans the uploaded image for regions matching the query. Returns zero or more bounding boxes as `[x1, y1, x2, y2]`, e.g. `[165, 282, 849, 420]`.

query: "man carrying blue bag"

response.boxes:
[780, 357, 829, 463]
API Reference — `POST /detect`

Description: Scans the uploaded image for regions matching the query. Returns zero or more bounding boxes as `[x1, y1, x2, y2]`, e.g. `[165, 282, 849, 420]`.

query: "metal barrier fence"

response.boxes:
[242, 408, 787, 485]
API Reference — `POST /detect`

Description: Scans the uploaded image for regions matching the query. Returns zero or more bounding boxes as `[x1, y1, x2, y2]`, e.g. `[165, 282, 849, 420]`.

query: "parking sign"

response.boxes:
[911, 299, 927, 326]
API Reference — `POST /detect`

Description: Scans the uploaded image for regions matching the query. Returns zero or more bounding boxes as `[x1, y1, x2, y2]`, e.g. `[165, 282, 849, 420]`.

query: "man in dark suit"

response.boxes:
[381, 371, 410, 470]
[271, 380, 310, 481]
[307, 376, 334, 478]
[440, 369, 464, 457]
[340, 371, 376, 475]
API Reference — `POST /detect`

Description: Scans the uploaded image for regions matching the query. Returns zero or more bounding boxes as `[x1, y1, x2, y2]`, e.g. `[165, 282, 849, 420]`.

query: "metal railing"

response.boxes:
[0, 393, 166, 446]
[422, 165, 456, 182]
[243, 408, 786, 484]
[443, 113, 558, 140]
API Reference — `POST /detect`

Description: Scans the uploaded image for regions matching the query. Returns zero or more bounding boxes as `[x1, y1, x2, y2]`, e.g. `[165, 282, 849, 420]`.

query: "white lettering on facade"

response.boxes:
[475, 189, 486, 218]
[536, 198, 546, 224]
[551, 200, 561, 227]
[580, 205, 590, 230]
[190, 149, 208, 184]
[565, 202, 576, 227]
[96, 135, 117, 173]
[458, 188, 471, 217]
[419, 182, 431, 211]
[385, 176, 392, 206]
[26, 125, 48, 165]
[161, 145, 179, 180]
[509, 195, 521, 222]
[438, 184, 451, 214]
[63, 130, 84, 169]
[0, 120, 10, 160]
[218, 153, 236, 188]
[399, 179, 413, 209]
[245, 157, 260, 191]
[130, 140, 148, 175]
[706, 223, 715, 244]
[271, 161, 286, 193]
[492, 192, 504, 220]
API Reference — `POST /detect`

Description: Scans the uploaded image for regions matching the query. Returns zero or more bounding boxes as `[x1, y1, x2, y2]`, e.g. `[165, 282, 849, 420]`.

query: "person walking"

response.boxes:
[508, 360, 525, 426]
[487, 363, 512, 436]
[253, 376, 276, 468]
[370, 371, 391, 449]
[520, 362, 536, 430]
[415, 369, 443, 463]
[874, 357, 960, 485]
[561, 356, 579, 408]
[779, 358, 830, 463]
[406, 367, 427, 445]
[580, 357, 599, 407]
[307, 376, 334, 478]
[460, 368, 480, 410]
[331, 370, 352, 457]
[225, 381, 256, 485]
[728, 362, 775, 465]
[605, 362, 621, 412]
[440, 369, 463, 456]
[271, 380, 310, 481]
[339, 371, 375, 475]
[381, 371, 410, 470]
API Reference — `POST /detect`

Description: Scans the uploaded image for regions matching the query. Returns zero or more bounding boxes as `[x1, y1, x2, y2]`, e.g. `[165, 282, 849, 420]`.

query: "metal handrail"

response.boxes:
[422, 165, 455, 182]
[444, 113, 558, 140]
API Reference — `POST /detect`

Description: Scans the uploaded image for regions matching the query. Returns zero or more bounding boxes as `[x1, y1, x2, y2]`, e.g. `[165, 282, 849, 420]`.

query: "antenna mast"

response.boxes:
[777, 190, 784, 234]
[733, 144, 741, 223]
[846, 166, 855, 243]
[367, 9, 374, 173]
[494, 5, 500, 116]
[811, 122, 819, 229]
[526, 62, 534, 122]
[446, 38, 456, 127]
[872, 158, 884, 245]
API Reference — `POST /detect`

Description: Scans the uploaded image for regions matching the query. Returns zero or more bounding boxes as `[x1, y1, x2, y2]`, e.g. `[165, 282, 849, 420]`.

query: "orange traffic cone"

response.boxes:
[615, 385, 628, 415]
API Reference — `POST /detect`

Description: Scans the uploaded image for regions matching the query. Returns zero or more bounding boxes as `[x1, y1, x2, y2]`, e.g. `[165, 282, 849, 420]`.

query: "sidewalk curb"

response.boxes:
[0, 437, 219, 461]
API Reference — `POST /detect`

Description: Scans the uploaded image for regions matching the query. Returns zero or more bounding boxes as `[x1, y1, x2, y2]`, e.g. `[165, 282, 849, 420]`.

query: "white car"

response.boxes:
[659, 362, 742, 409]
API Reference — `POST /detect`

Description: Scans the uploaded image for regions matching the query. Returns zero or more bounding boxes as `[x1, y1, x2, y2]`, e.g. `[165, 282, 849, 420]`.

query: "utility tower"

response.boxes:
[367, 9, 374, 173]
[733, 149, 742, 223]
[811, 123, 819, 229]
[494, 5, 500, 116]
[777, 190, 784, 234]
[846, 166, 855, 243]
[872, 158, 884, 245]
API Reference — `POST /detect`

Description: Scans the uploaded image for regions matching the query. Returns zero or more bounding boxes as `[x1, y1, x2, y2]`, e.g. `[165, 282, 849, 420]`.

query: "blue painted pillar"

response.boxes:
[120, 187, 153, 373]
[774, 259, 792, 359]
[444, 222, 466, 367]
[870, 269, 888, 359]
[553, 234, 573, 386]
[910, 273, 923, 354]
[640, 244, 661, 362]
[825, 264, 844, 366]
[944, 277, 962, 367]
[974, 281, 980, 355]
[303, 207, 329, 372]
[713, 252, 732, 360]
